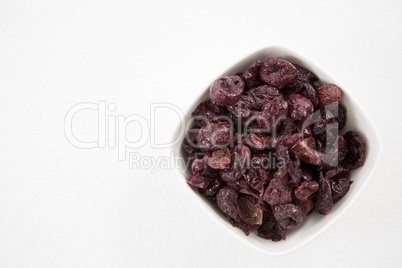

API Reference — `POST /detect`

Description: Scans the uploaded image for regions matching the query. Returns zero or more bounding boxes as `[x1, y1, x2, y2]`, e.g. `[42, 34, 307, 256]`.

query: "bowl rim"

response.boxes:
[170, 45, 382, 256]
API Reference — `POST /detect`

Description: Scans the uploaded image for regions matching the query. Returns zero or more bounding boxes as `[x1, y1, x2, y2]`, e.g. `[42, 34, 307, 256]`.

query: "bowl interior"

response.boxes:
[171, 46, 381, 256]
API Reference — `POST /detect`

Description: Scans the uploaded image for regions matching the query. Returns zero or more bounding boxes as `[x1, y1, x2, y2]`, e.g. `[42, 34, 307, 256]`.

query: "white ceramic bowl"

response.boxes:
[171, 46, 382, 256]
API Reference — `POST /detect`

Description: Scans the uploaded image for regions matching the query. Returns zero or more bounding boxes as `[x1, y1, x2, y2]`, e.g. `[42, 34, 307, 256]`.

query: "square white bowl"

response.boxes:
[171, 46, 382, 256]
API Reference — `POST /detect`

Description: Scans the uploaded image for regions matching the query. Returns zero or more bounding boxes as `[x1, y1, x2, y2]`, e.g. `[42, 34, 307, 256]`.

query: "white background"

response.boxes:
[1, 0, 401, 267]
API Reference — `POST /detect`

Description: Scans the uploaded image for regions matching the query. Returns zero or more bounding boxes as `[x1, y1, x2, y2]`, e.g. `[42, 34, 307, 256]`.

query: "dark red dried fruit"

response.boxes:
[258, 208, 287, 241]
[336, 104, 347, 130]
[276, 145, 302, 186]
[209, 75, 245, 106]
[186, 174, 210, 189]
[330, 172, 351, 201]
[294, 181, 319, 201]
[341, 131, 366, 170]
[237, 195, 263, 225]
[325, 104, 347, 131]
[288, 94, 314, 121]
[316, 84, 342, 109]
[301, 169, 313, 181]
[183, 127, 200, 156]
[242, 60, 262, 90]
[226, 95, 258, 124]
[291, 137, 321, 166]
[232, 144, 251, 178]
[191, 156, 206, 175]
[278, 133, 302, 149]
[228, 216, 260, 236]
[219, 144, 251, 182]
[183, 59, 365, 240]
[191, 154, 219, 179]
[273, 203, 304, 229]
[313, 109, 338, 137]
[259, 58, 297, 89]
[279, 118, 297, 136]
[216, 186, 239, 220]
[245, 132, 266, 151]
[197, 122, 232, 152]
[244, 168, 270, 195]
[314, 172, 333, 215]
[256, 96, 288, 132]
[263, 168, 292, 206]
[246, 85, 282, 108]
[225, 179, 250, 192]
[300, 83, 319, 108]
[289, 64, 318, 86]
[325, 165, 345, 180]
[250, 153, 277, 170]
[207, 148, 231, 169]
[192, 101, 227, 127]
[199, 177, 224, 199]
[320, 135, 348, 170]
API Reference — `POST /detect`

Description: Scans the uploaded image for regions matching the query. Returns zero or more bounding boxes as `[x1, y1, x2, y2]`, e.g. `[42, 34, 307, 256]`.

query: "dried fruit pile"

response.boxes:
[183, 57, 366, 241]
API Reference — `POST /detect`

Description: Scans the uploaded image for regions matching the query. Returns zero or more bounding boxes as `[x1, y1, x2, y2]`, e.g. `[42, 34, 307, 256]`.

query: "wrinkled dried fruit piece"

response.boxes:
[341, 131, 366, 170]
[259, 58, 297, 89]
[276, 144, 302, 186]
[244, 168, 270, 195]
[199, 177, 224, 199]
[289, 64, 318, 86]
[192, 101, 227, 127]
[316, 84, 342, 109]
[216, 186, 239, 220]
[320, 135, 348, 170]
[250, 153, 277, 170]
[325, 165, 344, 180]
[288, 94, 314, 121]
[300, 83, 319, 108]
[226, 94, 258, 124]
[183, 127, 200, 156]
[207, 148, 231, 169]
[245, 133, 266, 151]
[242, 60, 262, 90]
[186, 174, 210, 189]
[239, 186, 260, 200]
[313, 109, 338, 137]
[232, 144, 251, 177]
[191, 154, 219, 179]
[294, 181, 319, 201]
[256, 96, 288, 132]
[219, 144, 251, 182]
[228, 216, 260, 236]
[279, 118, 297, 136]
[314, 172, 333, 215]
[209, 75, 245, 106]
[191, 156, 207, 175]
[336, 104, 347, 130]
[301, 169, 313, 181]
[273, 203, 304, 229]
[258, 208, 286, 241]
[330, 172, 351, 201]
[291, 137, 321, 166]
[197, 122, 232, 152]
[247, 84, 283, 108]
[225, 179, 250, 193]
[237, 195, 263, 225]
[263, 168, 292, 206]
[292, 198, 314, 221]
[278, 133, 302, 149]
[325, 104, 347, 131]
